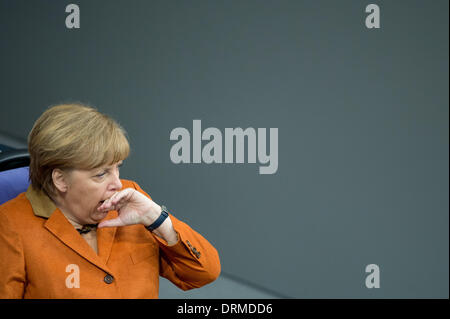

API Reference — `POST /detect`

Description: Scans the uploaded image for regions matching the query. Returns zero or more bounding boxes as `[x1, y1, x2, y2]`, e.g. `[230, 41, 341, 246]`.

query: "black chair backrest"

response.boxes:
[0, 149, 30, 172]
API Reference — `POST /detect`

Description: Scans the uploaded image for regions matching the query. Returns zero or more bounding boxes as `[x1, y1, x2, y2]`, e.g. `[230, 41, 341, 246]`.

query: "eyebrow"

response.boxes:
[95, 161, 123, 171]
[107, 161, 124, 169]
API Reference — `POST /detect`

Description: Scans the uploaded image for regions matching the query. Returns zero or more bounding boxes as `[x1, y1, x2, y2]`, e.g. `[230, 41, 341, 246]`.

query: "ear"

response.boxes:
[52, 168, 70, 193]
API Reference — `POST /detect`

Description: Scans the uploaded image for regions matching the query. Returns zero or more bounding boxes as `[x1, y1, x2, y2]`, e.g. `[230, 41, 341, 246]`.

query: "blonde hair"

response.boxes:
[28, 102, 130, 197]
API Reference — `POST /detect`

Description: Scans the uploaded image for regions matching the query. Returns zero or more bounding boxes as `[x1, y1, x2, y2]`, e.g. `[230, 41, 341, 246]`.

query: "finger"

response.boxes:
[97, 201, 112, 211]
[102, 189, 133, 209]
[109, 188, 134, 206]
[98, 199, 118, 211]
[98, 189, 129, 211]
[98, 218, 124, 228]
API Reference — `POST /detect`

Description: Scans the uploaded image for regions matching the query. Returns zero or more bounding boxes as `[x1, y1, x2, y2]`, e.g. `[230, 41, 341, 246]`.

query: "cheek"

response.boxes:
[73, 183, 105, 204]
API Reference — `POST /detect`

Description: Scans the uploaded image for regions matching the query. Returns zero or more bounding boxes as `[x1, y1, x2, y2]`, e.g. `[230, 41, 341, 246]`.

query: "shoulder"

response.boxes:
[0, 193, 39, 233]
[0, 192, 32, 220]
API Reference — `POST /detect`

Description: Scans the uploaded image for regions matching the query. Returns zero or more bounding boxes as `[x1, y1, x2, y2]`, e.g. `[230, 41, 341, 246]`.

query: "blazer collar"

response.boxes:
[25, 185, 56, 218]
[25, 185, 117, 273]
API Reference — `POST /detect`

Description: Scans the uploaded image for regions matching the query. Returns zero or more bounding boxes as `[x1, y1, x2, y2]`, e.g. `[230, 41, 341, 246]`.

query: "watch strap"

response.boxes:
[145, 205, 169, 231]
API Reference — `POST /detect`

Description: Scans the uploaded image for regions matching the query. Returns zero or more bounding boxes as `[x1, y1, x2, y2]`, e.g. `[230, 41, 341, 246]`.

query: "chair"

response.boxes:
[0, 148, 31, 205]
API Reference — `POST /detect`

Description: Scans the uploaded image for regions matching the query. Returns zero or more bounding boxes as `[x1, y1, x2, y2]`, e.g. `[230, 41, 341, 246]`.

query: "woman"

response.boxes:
[0, 103, 220, 298]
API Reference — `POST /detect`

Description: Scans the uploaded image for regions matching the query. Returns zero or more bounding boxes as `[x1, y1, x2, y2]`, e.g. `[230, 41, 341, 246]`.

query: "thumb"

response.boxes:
[98, 218, 124, 228]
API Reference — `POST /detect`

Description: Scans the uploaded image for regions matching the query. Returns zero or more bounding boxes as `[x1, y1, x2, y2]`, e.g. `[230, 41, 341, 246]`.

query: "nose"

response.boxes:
[110, 167, 122, 191]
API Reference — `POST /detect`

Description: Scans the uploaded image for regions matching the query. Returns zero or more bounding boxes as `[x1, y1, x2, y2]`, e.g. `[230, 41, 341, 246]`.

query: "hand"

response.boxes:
[97, 188, 161, 228]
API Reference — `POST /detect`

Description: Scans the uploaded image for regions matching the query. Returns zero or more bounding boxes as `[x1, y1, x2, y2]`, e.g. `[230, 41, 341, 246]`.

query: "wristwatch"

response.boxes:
[145, 205, 169, 231]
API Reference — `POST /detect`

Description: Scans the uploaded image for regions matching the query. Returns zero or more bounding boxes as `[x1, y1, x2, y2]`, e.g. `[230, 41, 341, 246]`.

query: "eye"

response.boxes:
[96, 171, 107, 178]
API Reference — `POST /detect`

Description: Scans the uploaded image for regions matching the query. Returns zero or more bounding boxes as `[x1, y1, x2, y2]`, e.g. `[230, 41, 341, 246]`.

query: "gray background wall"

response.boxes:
[0, 0, 448, 298]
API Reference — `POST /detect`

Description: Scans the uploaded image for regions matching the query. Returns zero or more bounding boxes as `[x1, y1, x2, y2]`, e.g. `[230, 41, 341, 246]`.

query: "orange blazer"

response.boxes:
[0, 179, 220, 298]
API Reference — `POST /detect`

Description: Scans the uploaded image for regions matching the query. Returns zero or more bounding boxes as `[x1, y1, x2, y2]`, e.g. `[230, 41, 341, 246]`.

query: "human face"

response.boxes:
[59, 161, 124, 225]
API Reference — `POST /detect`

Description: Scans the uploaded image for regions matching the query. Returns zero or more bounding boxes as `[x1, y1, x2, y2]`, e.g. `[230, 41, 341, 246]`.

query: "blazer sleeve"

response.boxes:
[0, 207, 26, 298]
[130, 181, 221, 291]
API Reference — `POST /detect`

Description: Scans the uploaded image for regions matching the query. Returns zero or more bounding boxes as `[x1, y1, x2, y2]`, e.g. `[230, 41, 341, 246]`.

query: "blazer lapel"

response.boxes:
[26, 185, 118, 274]
[97, 211, 118, 265]
[44, 209, 113, 274]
